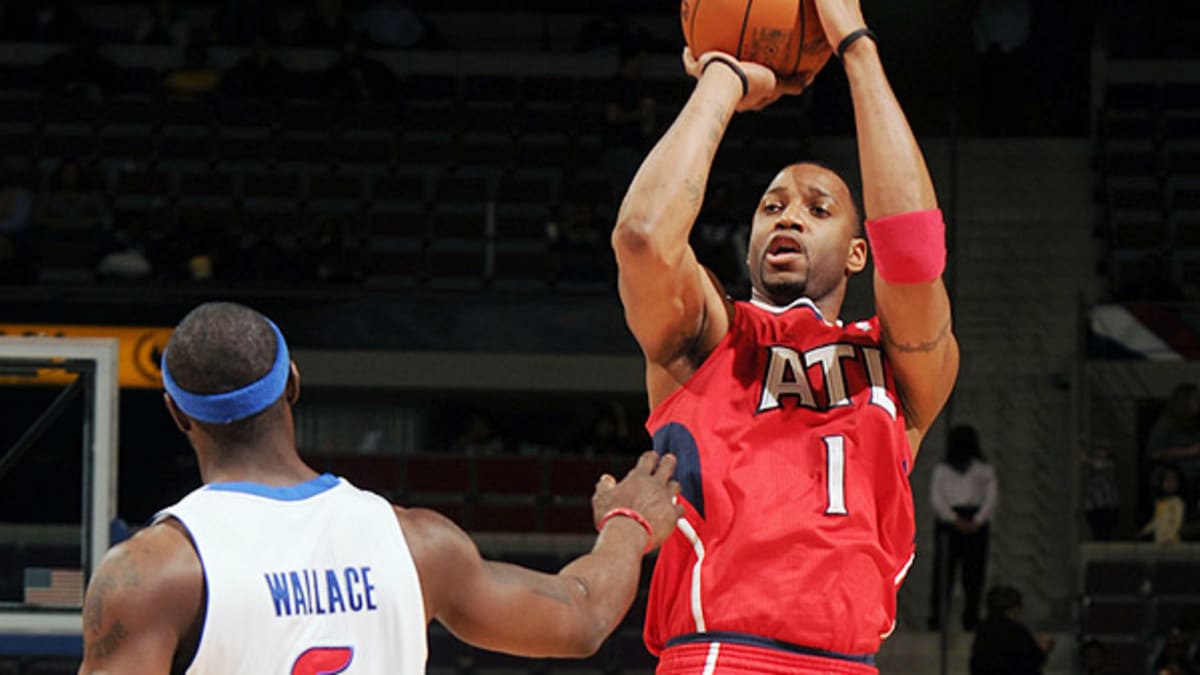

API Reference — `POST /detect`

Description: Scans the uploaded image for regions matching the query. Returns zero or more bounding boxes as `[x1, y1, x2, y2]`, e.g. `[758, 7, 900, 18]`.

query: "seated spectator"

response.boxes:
[165, 207, 221, 283]
[576, 401, 635, 457]
[162, 38, 222, 102]
[1080, 639, 1117, 675]
[135, 0, 191, 47]
[602, 43, 656, 204]
[1154, 609, 1200, 675]
[359, 0, 444, 50]
[309, 216, 362, 284]
[226, 219, 287, 283]
[209, 0, 280, 46]
[1117, 252, 1185, 303]
[1147, 384, 1200, 490]
[320, 39, 402, 103]
[42, 35, 117, 103]
[1140, 464, 1186, 544]
[452, 415, 504, 455]
[547, 200, 609, 284]
[2, 0, 88, 42]
[97, 215, 155, 282]
[692, 186, 745, 293]
[297, 0, 355, 49]
[0, 169, 34, 281]
[34, 160, 109, 234]
[221, 34, 287, 100]
[969, 585, 1054, 675]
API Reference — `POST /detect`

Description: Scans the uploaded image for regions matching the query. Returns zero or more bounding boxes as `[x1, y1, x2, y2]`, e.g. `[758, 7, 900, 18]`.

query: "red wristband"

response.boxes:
[865, 208, 946, 284]
[598, 507, 654, 554]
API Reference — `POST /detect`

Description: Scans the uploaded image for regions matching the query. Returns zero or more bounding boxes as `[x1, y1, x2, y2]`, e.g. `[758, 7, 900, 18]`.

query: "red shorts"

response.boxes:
[656, 639, 878, 675]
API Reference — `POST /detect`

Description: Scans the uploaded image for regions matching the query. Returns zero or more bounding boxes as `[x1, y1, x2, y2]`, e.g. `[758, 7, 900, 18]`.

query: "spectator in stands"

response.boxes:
[969, 585, 1054, 675]
[453, 414, 504, 455]
[928, 424, 999, 632]
[1154, 610, 1200, 675]
[209, 0, 280, 46]
[97, 215, 154, 282]
[359, 0, 444, 50]
[320, 38, 402, 103]
[602, 42, 657, 204]
[1117, 252, 1185, 302]
[575, 7, 662, 55]
[34, 160, 109, 235]
[973, 0, 1031, 136]
[135, 0, 192, 48]
[577, 401, 635, 457]
[167, 207, 221, 283]
[0, 169, 34, 281]
[1081, 439, 1120, 540]
[1140, 464, 1186, 544]
[1, 0, 88, 42]
[1080, 639, 1117, 675]
[227, 218, 287, 284]
[309, 216, 362, 284]
[547, 199, 609, 284]
[692, 186, 747, 294]
[42, 35, 117, 103]
[162, 37, 223, 102]
[1147, 383, 1200, 490]
[220, 33, 287, 101]
[297, 0, 355, 49]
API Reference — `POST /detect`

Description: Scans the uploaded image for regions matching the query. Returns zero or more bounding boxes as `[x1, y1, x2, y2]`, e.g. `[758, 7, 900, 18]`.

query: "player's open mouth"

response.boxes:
[766, 237, 804, 266]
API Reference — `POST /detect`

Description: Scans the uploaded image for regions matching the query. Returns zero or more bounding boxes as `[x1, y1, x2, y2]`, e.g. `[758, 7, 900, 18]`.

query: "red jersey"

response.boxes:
[644, 298, 916, 659]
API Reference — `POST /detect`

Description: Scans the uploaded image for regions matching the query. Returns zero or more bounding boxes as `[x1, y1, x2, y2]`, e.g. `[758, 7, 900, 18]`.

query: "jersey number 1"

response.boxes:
[823, 435, 848, 516]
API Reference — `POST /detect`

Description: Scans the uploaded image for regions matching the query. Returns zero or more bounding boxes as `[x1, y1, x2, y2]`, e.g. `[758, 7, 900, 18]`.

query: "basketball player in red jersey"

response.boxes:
[611, 0, 959, 672]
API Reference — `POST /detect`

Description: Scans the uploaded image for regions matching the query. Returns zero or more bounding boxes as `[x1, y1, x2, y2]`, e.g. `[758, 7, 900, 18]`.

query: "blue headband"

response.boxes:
[162, 319, 291, 424]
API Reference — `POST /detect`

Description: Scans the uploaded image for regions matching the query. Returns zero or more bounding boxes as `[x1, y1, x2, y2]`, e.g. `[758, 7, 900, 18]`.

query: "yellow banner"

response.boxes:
[0, 324, 173, 389]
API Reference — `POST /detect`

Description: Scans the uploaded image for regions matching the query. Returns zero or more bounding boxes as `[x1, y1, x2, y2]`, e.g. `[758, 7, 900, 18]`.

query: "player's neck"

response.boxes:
[198, 433, 317, 487]
[750, 288, 843, 321]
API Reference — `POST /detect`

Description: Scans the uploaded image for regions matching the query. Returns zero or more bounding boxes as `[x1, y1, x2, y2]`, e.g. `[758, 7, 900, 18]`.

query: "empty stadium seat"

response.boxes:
[1084, 560, 1149, 597]
[1152, 561, 1200, 596]
[475, 456, 544, 496]
[1084, 598, 1148, 636]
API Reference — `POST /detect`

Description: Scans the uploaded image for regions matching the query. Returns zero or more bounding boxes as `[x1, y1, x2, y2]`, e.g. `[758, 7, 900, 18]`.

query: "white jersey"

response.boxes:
[157, 474, 427, 675]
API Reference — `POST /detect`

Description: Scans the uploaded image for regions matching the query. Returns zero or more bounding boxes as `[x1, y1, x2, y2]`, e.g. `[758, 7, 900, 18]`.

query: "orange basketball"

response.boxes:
[681, 0, 832, 79]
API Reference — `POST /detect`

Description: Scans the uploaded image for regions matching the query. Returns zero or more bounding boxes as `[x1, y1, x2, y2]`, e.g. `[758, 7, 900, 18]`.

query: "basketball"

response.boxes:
[681, 0, 832, 79]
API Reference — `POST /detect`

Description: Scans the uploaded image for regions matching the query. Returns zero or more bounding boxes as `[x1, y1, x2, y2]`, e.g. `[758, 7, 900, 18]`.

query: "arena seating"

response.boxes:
[1079, 555, 1200, 673]
[1094, 78, 1200, 294]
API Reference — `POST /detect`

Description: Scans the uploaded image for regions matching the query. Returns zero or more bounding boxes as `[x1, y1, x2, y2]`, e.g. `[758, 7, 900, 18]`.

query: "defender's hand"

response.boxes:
[592, 451, 683, 551]
[682, 47, 781, 112]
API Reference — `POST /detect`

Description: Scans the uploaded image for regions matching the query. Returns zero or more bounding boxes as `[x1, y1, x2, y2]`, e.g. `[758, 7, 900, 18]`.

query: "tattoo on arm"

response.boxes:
[684, 177, 704, 206]
[85, 620, 129, 661]
[82, 547, 142, 663]
[882, 316, 952, 354]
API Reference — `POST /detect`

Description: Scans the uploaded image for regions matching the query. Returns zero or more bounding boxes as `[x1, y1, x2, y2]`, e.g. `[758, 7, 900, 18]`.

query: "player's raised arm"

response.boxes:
[814, 0, 959, 444]
[611, 50, 777, 397]
[402, 452, 681, 658]
[78, 522, 203, 675]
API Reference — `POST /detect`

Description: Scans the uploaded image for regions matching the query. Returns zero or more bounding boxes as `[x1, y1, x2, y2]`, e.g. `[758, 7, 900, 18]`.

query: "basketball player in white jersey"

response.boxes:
[78, 302, 682, 675]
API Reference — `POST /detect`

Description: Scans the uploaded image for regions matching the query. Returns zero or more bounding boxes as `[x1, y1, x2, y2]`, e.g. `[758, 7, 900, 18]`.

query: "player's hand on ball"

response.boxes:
[812, 0, 868, 52]
[682, 47, 780, 112]
[592, 451, 683, 552]
[774, 71, 818, 97]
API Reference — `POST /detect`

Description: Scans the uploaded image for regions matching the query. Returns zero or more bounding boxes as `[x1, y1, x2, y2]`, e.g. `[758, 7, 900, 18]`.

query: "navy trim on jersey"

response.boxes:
[652, 423, 705, 519]
[665, 631, 876, 665]
[205, 473, 340, 501]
